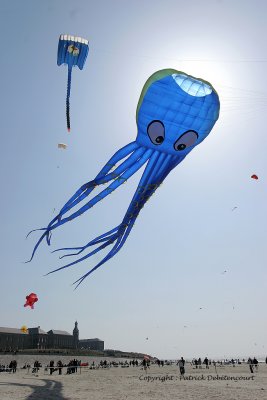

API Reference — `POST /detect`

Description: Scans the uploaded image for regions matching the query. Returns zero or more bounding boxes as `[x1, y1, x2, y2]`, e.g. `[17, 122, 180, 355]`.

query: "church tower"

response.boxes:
[73, 321, 79, 349]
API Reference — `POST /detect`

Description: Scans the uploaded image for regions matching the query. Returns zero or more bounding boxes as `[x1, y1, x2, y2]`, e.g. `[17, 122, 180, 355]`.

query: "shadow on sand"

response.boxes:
[0, 378, 69, 400]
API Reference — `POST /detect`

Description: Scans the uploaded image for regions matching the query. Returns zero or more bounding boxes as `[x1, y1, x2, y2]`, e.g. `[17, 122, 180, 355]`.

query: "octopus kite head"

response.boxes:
[136, 69, 220, 156]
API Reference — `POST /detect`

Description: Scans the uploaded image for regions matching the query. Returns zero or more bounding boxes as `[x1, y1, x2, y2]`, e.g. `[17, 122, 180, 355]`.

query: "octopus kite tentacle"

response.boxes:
[72, 153, 177, 287]
[58, 145, 146, 218]
[48, 151, 176, 286]
[53, 152, 166, 261]
[27, 146, 152, 262]
[46, 147, 153, 230]
[53, 225, 120, 259]
[26, 142, 139, 243]
[47, 150, 162, 284]
[60, 141, 138, 215]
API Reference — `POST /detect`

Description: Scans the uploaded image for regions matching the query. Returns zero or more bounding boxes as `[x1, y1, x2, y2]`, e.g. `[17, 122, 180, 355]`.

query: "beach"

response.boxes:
[0, 356, 266, 400]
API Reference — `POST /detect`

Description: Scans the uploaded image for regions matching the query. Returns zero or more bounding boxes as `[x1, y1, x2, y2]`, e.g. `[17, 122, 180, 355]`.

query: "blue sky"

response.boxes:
[0, 0, 266, 359]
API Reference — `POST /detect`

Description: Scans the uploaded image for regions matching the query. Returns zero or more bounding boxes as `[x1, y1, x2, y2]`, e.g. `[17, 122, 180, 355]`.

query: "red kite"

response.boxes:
[24, 293, 38, 309]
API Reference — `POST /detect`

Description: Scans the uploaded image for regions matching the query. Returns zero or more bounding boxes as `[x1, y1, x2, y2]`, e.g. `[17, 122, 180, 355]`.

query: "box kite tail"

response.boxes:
[66, 65, 72, 132]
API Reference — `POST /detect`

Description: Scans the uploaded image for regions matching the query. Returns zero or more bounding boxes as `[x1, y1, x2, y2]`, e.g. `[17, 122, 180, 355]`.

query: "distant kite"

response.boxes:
[58, 143, 67, 150]
[29, 69, 220, 286]
[20, 325, 28, 333]
[57, 34, 89, 132]
[251, 174, 258, 180]
[24, 293, 38, 309]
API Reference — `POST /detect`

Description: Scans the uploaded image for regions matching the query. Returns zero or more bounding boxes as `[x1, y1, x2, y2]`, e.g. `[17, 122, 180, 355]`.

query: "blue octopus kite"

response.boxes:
[29, 69, 220, 286]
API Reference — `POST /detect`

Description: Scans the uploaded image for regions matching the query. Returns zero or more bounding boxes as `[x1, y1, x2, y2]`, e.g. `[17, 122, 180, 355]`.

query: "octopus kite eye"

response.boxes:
[147, 120, 165, 145]
[174, 130, 198, 151]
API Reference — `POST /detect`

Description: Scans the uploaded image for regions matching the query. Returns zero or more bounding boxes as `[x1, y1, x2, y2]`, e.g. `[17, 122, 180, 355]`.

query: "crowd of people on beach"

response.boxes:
[191, 357, 210, 368]
[94, 359, 142, 369]
[176, 356, 263, 376]
[0, 360, 17, 373]
[47, 359, 81, 375]
[0, 356, 265, 376]
[190, 357, 239, 368]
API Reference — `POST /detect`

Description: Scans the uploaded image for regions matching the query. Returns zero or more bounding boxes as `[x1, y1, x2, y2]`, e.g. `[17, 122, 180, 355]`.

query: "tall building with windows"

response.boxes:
[78, 338, 104, 351]
[28, 327, 48, 349]
[0, 322, 104, 351]
[47, 330, 74, 349]
[0, 327, 29, 351]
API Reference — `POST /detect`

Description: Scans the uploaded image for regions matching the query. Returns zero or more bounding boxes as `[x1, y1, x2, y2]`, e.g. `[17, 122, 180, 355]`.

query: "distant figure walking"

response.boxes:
[9, 361, 13, 373]
[12, 360, 17, 373]
[142, 358, 149, 373]
[253, 357, 258, 371]
[248, 358, 253, 373]
[49, 360, 54, 375]
[203, 357, 209, 369]
[57, 360, 63, 375]
[177, 357, 185, 376]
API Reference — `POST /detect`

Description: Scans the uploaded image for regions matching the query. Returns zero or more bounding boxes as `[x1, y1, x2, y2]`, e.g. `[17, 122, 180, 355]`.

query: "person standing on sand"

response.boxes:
[248, 358, 253, 373]
[9, 361, 13, 372]
[253, 357, 258, 371]
[49, 360, 54, 375]
[177, 358, 185, 376]
[142, 358, 149, 373]
[12, 360, 17, 373]
[57, 360, 63, 375]
[203, 357, 209, 369]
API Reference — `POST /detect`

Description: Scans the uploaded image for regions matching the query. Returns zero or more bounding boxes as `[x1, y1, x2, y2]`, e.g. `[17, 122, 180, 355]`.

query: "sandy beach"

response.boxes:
[0, 356, 266, 400]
